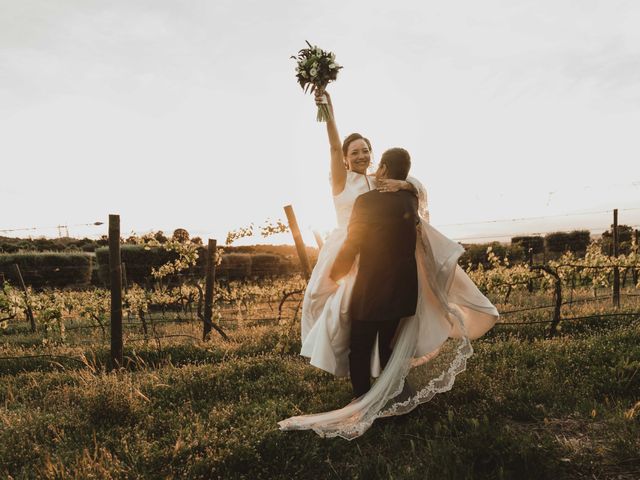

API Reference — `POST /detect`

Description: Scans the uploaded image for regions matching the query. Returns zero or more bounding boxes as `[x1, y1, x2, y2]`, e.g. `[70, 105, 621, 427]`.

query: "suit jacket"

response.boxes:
[330, 189, 419, 322]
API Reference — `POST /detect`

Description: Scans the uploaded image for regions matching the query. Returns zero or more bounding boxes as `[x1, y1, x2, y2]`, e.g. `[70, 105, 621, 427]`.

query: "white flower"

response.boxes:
[329, 63, 336, 69]
[310, 68, 317, 77]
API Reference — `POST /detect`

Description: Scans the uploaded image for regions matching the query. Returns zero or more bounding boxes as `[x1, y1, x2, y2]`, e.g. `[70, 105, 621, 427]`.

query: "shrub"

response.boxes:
[95, 245, 179, 286]
[566, 230, 591, 254]
[0, 236, 101, 253]
[459, 242, 509, 268]
[250, 254, 282, 278]
[545, 230, 591, 254]
[172, 228, 190, 243]
[218, 254, 252, 280]
[600, 224, 635, 255]
[0, 252, 93, 289]
[511, 236, 544, 255]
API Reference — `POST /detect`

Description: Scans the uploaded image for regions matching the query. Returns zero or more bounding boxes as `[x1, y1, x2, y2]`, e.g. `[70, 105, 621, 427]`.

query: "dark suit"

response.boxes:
[330, 189, 419, 397]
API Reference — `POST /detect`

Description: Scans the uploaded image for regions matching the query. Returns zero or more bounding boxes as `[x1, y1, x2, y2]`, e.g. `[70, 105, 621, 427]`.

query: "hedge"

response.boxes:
[511, 236, 545, 255]
[94, 245, 206, 286]
[0, 252, 93, 289]
[217, 254, 252, 281]
[250, 254, 282, 278]
[544, 230, 591, 254]
[0, 236, 102, 254]
[93, 246, 308, 284]
[458, 242, 512, 268]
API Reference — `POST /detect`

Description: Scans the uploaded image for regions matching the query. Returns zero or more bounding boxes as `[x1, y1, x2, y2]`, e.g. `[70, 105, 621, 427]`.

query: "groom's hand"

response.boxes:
[377, 179, 404, 193]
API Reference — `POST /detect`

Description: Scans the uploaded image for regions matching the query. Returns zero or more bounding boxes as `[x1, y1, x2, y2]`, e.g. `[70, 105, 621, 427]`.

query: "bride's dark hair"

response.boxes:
[342, 133, 372, 158]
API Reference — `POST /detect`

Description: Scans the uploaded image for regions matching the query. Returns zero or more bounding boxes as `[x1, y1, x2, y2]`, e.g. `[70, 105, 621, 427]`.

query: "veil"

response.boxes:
[278, 177, 499, 440]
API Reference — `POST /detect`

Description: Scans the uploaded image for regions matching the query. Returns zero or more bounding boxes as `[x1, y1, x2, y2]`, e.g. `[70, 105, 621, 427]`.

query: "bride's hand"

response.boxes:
[315, 88, 332, 107]
[377, 179, 405, 193]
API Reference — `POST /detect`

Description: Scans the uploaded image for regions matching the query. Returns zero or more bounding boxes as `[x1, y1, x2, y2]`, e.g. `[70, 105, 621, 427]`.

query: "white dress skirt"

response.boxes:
[280, 170, 499, 440]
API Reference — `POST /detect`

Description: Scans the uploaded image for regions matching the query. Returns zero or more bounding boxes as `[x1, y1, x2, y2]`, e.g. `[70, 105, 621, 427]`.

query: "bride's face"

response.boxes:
[346, 139, 371, 174]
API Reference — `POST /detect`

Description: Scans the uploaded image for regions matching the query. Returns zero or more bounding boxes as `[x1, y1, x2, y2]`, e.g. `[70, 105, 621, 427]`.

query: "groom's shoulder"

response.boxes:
[356, 189, 384, 206]
[361, 189, 415, 201]
[356, 189, 380, 201]
[357, 190, 416, 207]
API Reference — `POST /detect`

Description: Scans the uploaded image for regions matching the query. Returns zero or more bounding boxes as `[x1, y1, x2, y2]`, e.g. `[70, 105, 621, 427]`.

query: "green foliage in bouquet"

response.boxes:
[291, 41, 342, 122]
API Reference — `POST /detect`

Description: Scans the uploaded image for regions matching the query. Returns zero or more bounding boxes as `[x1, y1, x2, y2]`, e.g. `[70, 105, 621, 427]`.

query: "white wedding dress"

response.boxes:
[279, 170, 499, 440]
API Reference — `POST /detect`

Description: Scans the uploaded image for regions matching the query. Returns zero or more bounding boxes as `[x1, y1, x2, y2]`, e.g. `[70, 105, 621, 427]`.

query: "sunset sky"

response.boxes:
[1, 0, 639, 245]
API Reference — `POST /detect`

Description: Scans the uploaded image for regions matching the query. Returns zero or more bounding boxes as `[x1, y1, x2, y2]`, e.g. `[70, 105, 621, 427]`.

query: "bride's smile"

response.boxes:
[345, 139, 371, 174]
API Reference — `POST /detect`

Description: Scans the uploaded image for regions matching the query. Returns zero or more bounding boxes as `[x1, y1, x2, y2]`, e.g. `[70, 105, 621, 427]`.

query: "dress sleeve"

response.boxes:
[406, 175, 430, 224]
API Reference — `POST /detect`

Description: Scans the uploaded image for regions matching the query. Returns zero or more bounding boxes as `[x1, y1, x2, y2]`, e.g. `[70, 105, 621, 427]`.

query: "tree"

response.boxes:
[511, 236, 544, 254]
[153, 231, 168, 244]
[545, 230, 591, 255]
[459, 242, 509, 268]
[172, 228, 190, 243]
[600, 224, 633, 255]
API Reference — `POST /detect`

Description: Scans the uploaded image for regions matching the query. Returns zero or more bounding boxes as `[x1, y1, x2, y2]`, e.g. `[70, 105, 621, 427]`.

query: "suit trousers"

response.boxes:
[349, 317, 402, 397]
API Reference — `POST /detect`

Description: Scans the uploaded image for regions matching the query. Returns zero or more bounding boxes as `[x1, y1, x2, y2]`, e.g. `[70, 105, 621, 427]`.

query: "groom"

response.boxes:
[330, 148, 419, 398]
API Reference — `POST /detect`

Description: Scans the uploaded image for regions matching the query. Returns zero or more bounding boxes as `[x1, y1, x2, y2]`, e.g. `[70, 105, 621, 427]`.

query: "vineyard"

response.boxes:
[1, 224, 640, 479]
[2, 233, 638, 344]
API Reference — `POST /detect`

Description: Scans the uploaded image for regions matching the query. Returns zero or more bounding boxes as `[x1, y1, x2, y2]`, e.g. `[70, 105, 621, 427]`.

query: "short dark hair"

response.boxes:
[342, 133, 372, 157]
[380, 148, 411, 180]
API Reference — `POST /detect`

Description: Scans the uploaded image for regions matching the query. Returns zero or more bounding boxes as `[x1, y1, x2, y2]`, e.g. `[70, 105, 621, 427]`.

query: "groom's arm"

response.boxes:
[330, 196, 368, 282]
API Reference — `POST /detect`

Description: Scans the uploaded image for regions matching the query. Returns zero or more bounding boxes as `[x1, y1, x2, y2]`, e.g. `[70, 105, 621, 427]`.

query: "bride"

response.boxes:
[279, 89, 499, 440]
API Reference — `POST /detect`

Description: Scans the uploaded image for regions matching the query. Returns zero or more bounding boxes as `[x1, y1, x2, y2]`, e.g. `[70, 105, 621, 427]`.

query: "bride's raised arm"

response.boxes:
[315, 89, 347, 196]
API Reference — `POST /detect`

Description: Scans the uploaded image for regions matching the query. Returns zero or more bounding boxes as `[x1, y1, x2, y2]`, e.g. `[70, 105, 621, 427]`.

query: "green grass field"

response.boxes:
[1, 289, 639, 479]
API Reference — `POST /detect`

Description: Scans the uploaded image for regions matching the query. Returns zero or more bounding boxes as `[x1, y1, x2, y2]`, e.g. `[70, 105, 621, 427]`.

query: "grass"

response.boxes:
[0, 289, 639, 479]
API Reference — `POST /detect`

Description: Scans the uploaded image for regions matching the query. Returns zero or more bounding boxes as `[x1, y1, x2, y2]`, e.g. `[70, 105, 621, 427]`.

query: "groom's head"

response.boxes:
[376, 148, 411, 181]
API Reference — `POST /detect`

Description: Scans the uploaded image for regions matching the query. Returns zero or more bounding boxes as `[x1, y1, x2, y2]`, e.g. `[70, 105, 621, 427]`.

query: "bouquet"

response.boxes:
[291, 41, 342, 122]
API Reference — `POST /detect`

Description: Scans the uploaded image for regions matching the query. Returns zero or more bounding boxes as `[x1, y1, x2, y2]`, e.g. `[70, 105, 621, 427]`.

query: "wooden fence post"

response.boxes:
[121, 262, 129, 293]
[203, 238, 216, 340]
[527, 248, 534, 293]
[109, 214, 123, 368]
[13, 264, 36, 333]
[530, 264, 562, 338]
[313, 230, 324, 250]
[634, 229, 639, 286]
[612, 209, 620, 308]
[284, 205, 311, 280]
[200, 239, 228, 341]
[550, 273, 562, 338]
